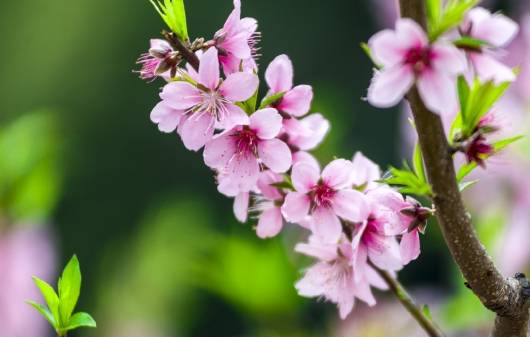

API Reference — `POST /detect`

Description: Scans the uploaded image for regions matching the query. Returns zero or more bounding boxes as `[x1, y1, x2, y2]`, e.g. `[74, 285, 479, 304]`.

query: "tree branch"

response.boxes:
[371, 262, 445, 337]
[397, 1, 530, 337]
[162, 30, 200, 71]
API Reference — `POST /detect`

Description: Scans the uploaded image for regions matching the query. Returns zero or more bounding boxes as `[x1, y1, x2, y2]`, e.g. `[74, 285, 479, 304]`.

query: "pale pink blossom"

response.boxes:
[203, 108, 292, 194]
[264, 55, 314, 117]
[253, 170, 285, 238]
[160, 48, 259, 151]
[351, 152, 381, 191]
[367, 18, 466, 115]
[281, 160, 366, 243]
[462, 7, 519, 84]
[214, 0, 260, 74]
[295, 235, 386, 319]
[150, 101, 184, 133]
[282, 113, 330, 151]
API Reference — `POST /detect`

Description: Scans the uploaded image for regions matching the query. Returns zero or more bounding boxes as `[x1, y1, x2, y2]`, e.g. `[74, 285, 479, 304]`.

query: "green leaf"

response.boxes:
[64, 312, 97, 331]
[236, 89, 258, 115]
[58, 255, 81, 325]
[428, 0, 479, 41]
[383, 165, 432, 197]
[459, 180, 479, 192]
[149, 0, 189, 40]
[259, 92, 285, 109]
[453, 36, 490, 50]
[412, 144, 427, 184]
[426, 0, 442, 28]
[360, 42, 382, 69]
[492, 135, 524, 152]
[27, 300, 56, 328]
[422, 304, 433, 320]
[32, 277, 60, 323]
[457, 162, 477, 182]
[457, 75, 470, 124]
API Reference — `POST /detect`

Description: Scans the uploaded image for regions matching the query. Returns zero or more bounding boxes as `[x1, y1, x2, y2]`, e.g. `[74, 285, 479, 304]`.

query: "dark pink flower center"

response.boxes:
[466, 135, 494, 167]
[310, 182, 336, 207]
[233, 127, 259, 157]
[404, 46, 434, 73]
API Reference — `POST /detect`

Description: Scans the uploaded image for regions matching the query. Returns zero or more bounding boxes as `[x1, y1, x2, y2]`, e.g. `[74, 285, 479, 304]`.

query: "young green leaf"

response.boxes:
[64, 312, 97, 331]
[428, 0, 479, 41]
[453, 36, 490, 50]
[383, 164, 432, 197]
[459, 180, 479, 192]
[58, 255, 81, 325]
[456, 162, 477, 182]
[360, 42, 382, 69]
[27, 300, 56, 328]
[492, 135, 524, 152]
[32, 277, 60, 323]
[236, 89, 259, 114]
[412, 144, 427, 184]
[259, 92, 285, 110]
[149, 0, 189, 41]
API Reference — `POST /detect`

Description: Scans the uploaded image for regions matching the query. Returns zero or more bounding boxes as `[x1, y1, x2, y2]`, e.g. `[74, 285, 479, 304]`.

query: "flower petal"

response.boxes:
[400, 230, 421, 265]
[150, 101, 183, 133]
[203, 131, 235, 169]
[311, 206, 342, 243]
[431, 44, 467, 75]
[367, 66, 414, 108]
[369, 29, 406, 67]
[291, 162, 320, 193]
[470, 53, 516, 84]
[396, 18, 428, 49]
[160, 82, 202, 109]
[265, 54, 293, 93]
[224, 153, 260, 193]
[199, 47, 220, 89]
[322, 159, 355, 189]
[277, 85, 313, 117]
[289, 113, 330, 151]
[218, 103, 250, 130]
[366, 233, 403, 271]
[233, 192, 249, 222]
[281, 192, 310, 222]
[250, 108, 283, 139]
[417, 69, 458, 115]
[178, 113, 215, 151]
[220, 72, 259, 102]
[292, 151, 321, 172]
[258, 139, 292, 173]
[256, 207, 283, 238]
[351, 151, 381, 188]
[470, 8, 519, 47]
[332, 189, 367, 223]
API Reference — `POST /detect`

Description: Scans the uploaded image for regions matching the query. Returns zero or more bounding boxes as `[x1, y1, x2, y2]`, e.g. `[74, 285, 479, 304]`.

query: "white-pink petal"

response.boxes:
[150, 101, 183, 133]
[322, 159, 355, 189]
[351, 151, 381, 188]
[258, 139, 292, 173]
[367, 66, 414, 108]
[217, 104, 250, 130]
[233, 192, 249, 223]
[332, 189, 367, 223]
[265, 54, 294, 93]
[250, 108, 283, 139]
[369, 29, 406, 68]
[470, 53, 516, 84]
[400, 230, 421, 265]
[311, 206, 342, 243]
[199, 47, 220, 89]
[178, 113, 215, 151]
[203, 132, 235, 169]
[291, 162, 320, 193]
[396, 18, 428, 50]
[160, 82, 202, 110]
[367, 234, 403, 271]
[256, 207, 283, 238]
[431, 44, 467, 75]
[277, 85, 313, 117]
[417, 69, 458, 115]
[470, 8, 519, 47]
[281, 192, 310, 222]
[220, 72, 259, 102]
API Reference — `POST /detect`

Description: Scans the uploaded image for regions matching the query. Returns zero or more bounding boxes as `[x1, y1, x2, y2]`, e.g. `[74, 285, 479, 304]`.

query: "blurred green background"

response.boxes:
[0, 1, 526, 337]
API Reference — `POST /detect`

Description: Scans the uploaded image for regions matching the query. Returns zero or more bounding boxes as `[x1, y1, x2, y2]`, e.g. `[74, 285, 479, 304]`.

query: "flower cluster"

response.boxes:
[137, 0, 522, 321]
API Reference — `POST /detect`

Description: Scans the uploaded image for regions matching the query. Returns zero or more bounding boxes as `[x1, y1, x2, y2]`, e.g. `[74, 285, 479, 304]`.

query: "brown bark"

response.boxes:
[397, 1, 530, 336]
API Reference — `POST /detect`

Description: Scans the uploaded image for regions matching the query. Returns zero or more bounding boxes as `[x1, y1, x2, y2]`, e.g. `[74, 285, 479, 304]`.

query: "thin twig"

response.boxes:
[162, 30, 200, 71]
[370, 262, 445, 337]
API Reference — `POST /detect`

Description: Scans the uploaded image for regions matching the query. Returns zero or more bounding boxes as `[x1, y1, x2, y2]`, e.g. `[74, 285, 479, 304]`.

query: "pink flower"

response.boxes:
[150, 101, 184, 133]
[264, 55, 314, 117]
[295, 235, 386, 319]
[136, 39, 175, 82]
[160, 48, 259, 151]
[462, 7, 519, 84]
[351, 152, 381, 191]
[203, 108, 292, 194]
[214, 0, 260, 74]
[281, 159, 367, 243]
[282, 113, 330, 152]
[367, 18, 466, 115]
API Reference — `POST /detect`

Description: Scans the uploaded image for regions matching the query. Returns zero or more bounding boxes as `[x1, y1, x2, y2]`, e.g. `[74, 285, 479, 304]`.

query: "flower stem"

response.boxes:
[370, 262, 445, 337]
[162, 30, 200, 71]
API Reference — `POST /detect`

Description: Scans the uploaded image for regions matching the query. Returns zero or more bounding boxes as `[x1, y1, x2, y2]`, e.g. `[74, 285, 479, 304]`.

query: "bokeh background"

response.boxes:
[1, 0, 529, 336]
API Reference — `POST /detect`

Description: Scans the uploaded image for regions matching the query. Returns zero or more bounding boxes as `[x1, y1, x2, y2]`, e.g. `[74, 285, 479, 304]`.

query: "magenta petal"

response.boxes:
[400, 230, 421, 265]
[332, 190, 367, 223]
[322, 159, 355, 189]
[199, 48, 220, 89]
[256, 206, 283, 238]
[417, 69, 458, 115]
[160, 82, 202, 110]
[150, 101, 183, 133]
[367, 65, 414, 108]
[220, 72, 259, 102]
[281, 192, 310, 222]
[265, 54, 293, 93]
[250, 108, 283, 139]
[291, 162, 320, 193]
[277, 85, 313, 117]
[311, 206, 342, 243]
[178, 113, 215, 151]
[233, 192, 249, 223]
[203, 132, 235, 169]
[258, 139, 292, 173]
